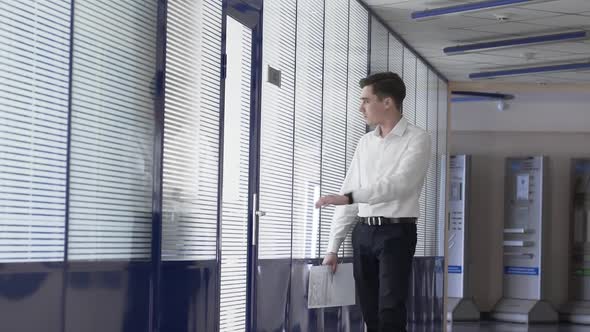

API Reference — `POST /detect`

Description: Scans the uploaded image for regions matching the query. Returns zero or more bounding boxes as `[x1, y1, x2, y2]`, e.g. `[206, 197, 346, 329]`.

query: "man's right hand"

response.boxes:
[322, 252, 338, 273]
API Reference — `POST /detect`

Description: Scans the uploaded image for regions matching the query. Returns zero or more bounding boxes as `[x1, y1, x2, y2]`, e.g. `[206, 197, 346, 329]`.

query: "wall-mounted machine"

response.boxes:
[447, 155, 480, 321]
[491, 156, 557, 323]
[561, 159, 590, 324]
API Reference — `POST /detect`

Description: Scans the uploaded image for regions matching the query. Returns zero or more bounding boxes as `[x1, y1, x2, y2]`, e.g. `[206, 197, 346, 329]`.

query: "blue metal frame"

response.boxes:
[246, 7, 264, 332]
[317, 0, 327, 260]
[341, 0, 351, 260]
[434, 77, 440, 253]
[367, 12, 373, 74]
[413, 51, 418, 130]
[149, 0, 168, 331]
[218, 2, 265, 331]
[452, 91, 514, 100]
[217, 3, 265, 331]
[470, 61, 590, 79]
[286, 0, 299, 329]
[61, 0, 76, 331]
[365, 12, 371, 150]
[215, 2, 229, 331]
[444, 31, 588, 55]
[412, 0, 533, 20]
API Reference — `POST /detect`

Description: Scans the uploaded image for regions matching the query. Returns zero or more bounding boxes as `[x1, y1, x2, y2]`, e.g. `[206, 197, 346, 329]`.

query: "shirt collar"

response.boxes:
[373, 117, 408, 138]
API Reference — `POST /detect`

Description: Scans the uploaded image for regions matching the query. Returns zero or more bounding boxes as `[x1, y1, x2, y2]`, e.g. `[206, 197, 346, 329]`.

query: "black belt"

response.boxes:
[360, 217, 416, 226]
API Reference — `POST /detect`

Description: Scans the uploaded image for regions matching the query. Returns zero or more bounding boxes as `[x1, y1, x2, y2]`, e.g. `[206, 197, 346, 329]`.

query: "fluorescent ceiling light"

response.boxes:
[444, 31, 588, 55]
[469, 61, 590, 79]
[451, 91, 513, 102]
[451, 96, 503, 102]
[411, 0, 535, 19]
[452, 91, 514, 99]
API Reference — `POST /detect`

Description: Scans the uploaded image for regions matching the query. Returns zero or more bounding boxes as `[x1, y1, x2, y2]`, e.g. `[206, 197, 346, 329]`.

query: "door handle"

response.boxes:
[252, 194, 262, 246]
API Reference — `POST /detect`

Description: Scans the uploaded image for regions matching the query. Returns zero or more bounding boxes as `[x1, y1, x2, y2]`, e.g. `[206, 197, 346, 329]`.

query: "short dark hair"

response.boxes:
[359, 72, 406, 111]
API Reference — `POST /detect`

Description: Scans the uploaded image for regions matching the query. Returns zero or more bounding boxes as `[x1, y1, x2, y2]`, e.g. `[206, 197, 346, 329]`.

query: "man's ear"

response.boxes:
[384, 96, 394, 109]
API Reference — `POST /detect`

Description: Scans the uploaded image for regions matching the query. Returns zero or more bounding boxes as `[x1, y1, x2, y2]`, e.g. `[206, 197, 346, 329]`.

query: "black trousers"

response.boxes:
[352, 222, 417, 332]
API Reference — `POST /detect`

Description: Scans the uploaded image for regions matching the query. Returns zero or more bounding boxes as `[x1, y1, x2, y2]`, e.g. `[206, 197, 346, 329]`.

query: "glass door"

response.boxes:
[219, 15, 253, 332]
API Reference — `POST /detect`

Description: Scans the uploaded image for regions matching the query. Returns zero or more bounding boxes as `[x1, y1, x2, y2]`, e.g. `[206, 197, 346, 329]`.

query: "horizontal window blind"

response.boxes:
[402, 51, 416, 125]
[0, 0, 450, 266]
[426, 70, 439, 257]
[370, 18, 387, 74]
[416, 61, 428, 256]
[67, 0, 157, 260]
[319, 0, 349, 256]
[219, 16, 251, 332]
[341, 0, 368, 258]
[388, 34, 403, 76]
[258, 0, 297, 259]
[346, 1, 368, 169]
[403, 50, 421, 254]
[162, 0, 222, 261]
[292, 0, 324, 260]
[0, 0, 71, 262]
[437, 79, 449, 257]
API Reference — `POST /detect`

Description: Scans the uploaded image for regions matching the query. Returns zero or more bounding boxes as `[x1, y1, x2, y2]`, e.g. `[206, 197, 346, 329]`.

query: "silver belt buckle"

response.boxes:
[367, 217, 382, 226]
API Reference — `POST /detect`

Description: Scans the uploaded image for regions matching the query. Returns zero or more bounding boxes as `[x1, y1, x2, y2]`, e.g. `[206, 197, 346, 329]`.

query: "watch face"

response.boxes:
[346, 192, 353, 204]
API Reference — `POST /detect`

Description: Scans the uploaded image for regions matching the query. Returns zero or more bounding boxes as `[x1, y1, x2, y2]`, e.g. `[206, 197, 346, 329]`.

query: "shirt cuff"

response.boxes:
[352, 188, 372, 204]
[327, 238, 343, 254]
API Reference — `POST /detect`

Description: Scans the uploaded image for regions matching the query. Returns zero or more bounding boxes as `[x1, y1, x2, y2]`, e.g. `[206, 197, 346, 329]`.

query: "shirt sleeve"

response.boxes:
[326, 141, 362, 254]
[352, 131, 431, 205]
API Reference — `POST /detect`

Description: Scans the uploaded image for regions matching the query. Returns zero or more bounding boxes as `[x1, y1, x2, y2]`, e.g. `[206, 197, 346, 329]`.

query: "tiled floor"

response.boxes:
[448, 322, 590, 332]
[405, 321, 590, 332]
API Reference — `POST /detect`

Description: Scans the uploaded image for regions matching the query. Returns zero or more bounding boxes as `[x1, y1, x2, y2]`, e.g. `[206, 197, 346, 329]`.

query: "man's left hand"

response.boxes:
[315, 195, 349, 208]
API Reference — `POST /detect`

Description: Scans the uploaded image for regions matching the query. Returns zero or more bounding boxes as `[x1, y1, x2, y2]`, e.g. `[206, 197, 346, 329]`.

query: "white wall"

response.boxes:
[448, 82, 590, 312]
[451, 82, 590, 133]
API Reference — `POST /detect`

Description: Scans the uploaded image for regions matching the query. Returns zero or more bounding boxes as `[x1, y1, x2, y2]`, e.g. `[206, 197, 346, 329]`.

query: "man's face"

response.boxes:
[359, 85, 390, 126]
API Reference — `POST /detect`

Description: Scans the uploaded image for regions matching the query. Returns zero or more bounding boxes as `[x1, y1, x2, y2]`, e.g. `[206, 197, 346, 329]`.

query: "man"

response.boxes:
[315, 72, 431, 332]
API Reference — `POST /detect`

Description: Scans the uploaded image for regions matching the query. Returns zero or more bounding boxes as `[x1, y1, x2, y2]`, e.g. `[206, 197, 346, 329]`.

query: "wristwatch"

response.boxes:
[344, 192, 353, 204]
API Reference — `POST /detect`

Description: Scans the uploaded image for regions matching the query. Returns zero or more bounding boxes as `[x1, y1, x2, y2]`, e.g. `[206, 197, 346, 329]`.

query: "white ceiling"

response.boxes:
[367, 0, 590, 83]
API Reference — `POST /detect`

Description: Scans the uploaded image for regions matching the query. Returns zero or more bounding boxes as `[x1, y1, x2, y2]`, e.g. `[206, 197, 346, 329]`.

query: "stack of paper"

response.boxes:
[307, 263, 356, 308]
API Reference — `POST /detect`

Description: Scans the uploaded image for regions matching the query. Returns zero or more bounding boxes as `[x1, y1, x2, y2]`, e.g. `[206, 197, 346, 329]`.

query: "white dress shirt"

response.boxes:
[327, 116, 431, 253]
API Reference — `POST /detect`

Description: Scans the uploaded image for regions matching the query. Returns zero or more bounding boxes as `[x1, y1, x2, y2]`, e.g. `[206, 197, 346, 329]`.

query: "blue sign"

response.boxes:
[575, 162, 590, 174]
[504, 266, 539, 276]
[448, 265, 462, 274]
[511, 161, 522, 171]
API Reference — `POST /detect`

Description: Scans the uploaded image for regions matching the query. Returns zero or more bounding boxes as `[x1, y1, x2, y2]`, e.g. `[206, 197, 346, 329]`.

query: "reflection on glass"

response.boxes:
[219, 16, 252, 332]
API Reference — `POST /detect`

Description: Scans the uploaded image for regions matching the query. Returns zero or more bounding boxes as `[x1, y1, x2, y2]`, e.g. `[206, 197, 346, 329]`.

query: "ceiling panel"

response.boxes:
[373, 0, 480, 10]
[378, 7, 416, 23]
[488, 75, 550, 82]
[524, 0, 590, 14]
[431, 57, 489, 65]
[400, 27, 500, 41]
[530, 41, 590, 54]
[536, 71, 590, 80]
[368, 0, 590, 83]
[443, 52, 525, 65]
[462, 7, 563, 21]
[413, 47, 448, 58]
[364, 0, 412, 6]
[462, 21, 553, 34]
[479, 47, 572, 59]
[476, 55, 590, 70]
[522, 14, 590, 28]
